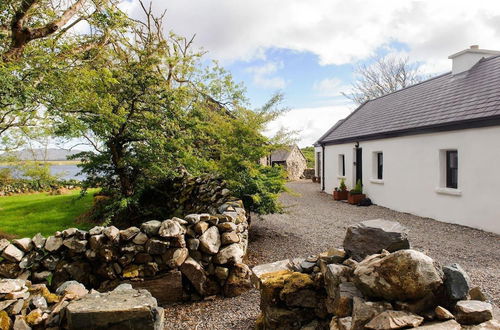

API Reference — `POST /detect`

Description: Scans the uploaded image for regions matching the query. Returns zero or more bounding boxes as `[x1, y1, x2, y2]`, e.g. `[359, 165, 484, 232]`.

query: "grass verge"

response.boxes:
[0, 189, 97, 238]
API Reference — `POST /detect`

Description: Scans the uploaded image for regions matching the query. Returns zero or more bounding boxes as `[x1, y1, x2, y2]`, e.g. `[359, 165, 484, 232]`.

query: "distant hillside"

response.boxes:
[0, 148, 83, 161]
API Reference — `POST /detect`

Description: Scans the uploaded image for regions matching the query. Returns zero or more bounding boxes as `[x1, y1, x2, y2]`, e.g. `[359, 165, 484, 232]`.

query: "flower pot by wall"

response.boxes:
[348, 193, 366, 205]
[333, 190, 348, 200]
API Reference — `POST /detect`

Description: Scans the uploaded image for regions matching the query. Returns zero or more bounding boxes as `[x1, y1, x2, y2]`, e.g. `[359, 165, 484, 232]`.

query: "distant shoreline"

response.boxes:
[0, 160, 81, 166]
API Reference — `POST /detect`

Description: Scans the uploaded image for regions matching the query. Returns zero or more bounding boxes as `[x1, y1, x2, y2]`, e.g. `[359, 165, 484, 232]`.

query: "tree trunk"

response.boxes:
[108, 140, 134, 197]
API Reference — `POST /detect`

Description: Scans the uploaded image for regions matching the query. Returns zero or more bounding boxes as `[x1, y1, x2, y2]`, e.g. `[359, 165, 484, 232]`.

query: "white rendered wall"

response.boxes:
[314, 146, 322, 177]
[321, 126, 500, 234]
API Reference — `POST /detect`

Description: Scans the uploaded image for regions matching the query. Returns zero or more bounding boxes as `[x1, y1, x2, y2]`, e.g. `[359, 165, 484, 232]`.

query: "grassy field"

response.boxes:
[0, 189, 97, 238]
[0, 160, 81, 166]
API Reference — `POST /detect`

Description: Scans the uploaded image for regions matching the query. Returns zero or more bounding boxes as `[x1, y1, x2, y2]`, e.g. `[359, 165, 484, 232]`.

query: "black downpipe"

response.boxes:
[321, 144, 325, 191]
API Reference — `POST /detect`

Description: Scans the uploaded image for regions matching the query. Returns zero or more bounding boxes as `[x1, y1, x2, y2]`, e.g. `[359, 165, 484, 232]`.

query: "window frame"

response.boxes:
[376, 152, 383, 180]
[338, 154, 345, 177]
[445, 150, 458, 189]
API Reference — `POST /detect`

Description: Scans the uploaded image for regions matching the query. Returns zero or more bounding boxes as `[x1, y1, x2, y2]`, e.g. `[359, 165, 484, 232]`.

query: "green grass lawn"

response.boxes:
[0, 189, 98, 238]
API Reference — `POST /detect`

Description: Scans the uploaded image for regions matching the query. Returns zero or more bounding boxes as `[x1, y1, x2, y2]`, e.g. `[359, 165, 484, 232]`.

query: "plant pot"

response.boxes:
[333, 190, 348, 201]
[348, 193, 366, 205]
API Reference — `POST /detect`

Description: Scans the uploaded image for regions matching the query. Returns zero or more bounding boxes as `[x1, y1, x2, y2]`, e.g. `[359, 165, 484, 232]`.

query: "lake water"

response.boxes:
[1, 164, 85, 181]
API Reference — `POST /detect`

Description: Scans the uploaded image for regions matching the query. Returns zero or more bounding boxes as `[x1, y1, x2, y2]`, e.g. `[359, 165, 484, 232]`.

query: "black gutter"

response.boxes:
[320, 115, 500, 146]
[321, 144, 325, 191]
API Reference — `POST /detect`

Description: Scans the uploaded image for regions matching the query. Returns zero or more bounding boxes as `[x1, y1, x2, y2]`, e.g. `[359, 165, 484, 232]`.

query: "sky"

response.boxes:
[119, 0, 500, 147]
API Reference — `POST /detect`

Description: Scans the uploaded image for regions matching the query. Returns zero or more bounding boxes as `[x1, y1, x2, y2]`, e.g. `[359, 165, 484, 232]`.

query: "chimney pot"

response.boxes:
[470, 45, 479, 49]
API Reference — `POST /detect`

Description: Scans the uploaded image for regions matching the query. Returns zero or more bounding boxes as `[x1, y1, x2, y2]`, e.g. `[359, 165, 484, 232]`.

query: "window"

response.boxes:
[376, 152, 383, 180]
[446, 150, 458, 188]
[338, 154, 345, 176]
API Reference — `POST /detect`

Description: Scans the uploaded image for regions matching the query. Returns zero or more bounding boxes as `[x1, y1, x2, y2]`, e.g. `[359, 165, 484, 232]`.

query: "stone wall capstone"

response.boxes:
[0, 199, 252, 303]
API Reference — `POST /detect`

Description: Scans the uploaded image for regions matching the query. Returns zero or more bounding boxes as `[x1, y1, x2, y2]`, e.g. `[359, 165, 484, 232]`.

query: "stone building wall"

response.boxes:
[0, 200, 252, 304]
[285, 146, 307, 181]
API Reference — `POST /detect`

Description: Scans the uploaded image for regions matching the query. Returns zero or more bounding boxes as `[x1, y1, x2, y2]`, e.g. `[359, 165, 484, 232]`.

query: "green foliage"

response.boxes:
[339, 178, 347, 191]
[350, 179, 363, 194]
[301, 146, 315, 168]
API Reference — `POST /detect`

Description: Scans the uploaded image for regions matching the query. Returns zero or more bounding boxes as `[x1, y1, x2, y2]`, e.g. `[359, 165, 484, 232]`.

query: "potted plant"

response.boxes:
[348, 179, 366, 204]
[333, 178, 348, 200]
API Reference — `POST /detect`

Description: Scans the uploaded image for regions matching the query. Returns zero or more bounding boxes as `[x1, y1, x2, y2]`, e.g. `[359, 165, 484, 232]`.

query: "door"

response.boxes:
[355, 148, 362, 184]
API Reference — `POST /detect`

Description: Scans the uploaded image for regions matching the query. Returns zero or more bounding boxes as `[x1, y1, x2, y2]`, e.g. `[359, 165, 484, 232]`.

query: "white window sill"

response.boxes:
[337, 175, 347, 179]
[435, 187, 462, 196]
[369, 178, 384, 184]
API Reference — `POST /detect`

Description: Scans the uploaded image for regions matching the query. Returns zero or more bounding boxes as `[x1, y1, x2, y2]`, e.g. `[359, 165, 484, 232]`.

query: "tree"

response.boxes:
[342, 55, 425, 105]
[47, 4, 288, 223]
[0, 0, 125, 145]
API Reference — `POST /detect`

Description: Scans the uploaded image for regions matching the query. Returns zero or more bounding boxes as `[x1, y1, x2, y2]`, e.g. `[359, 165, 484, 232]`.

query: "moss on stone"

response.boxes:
[280, 272, 315, 297]
[25, 309, 42, 325]
[0, 311, 11, 330]
[123, 264, 142, 278]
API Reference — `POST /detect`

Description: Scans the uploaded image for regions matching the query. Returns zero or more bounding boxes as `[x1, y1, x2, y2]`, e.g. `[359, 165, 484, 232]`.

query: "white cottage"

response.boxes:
[314, 46, 500, 234]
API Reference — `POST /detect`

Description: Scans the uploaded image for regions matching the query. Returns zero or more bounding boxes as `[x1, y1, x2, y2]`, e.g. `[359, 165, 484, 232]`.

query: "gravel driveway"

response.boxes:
[164, 180, 500, 329]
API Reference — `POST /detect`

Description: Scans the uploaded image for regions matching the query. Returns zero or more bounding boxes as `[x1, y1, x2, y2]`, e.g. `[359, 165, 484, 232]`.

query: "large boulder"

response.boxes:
[65, 286, 164, 329]
[344, 219, 410, 260]
[179, 257, 207, 295]
[353, 250, 443, 301]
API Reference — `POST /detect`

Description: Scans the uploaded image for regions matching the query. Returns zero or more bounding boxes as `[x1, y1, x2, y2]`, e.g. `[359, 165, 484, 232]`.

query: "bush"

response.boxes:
[350, 179, 363, 194]
[339, 178, 347, 191]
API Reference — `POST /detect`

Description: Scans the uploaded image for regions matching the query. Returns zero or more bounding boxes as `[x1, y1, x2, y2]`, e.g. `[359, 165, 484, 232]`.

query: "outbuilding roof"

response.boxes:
[317, 55, 500, 145]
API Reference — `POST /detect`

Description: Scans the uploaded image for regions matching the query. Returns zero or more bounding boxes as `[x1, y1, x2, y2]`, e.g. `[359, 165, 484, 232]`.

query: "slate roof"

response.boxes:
[270, 145, 305, 162]
[317, 55, 500, 145]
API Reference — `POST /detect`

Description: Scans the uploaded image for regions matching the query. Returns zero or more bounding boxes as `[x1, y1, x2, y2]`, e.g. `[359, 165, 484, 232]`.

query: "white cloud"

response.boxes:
[265, 105, 353, 147]
[313, 78, 350, 97]
[246, 61, 286, 89]
[123, 0, 500, 72]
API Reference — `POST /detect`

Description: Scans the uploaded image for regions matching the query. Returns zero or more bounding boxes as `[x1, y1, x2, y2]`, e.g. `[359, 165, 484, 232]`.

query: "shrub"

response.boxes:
[350, 179, 363, 194]
[339, 178, 347, 191]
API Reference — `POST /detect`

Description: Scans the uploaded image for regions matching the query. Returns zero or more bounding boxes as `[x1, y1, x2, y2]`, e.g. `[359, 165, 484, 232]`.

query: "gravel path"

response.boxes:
[164, 180, 500, 329]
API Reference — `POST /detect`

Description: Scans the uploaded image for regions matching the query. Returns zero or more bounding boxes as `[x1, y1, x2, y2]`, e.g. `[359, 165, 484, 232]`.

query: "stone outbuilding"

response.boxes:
[260, 145, 307, 180]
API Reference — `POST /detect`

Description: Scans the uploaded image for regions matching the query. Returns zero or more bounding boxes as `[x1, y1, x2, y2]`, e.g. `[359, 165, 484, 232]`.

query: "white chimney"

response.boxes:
[448, 45, 500, 75]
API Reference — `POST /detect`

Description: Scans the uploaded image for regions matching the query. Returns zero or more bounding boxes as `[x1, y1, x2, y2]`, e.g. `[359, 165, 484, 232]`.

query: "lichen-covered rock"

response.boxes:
[344, 219, 410, 260]
[199, 226, 221, 255]
[353, 250, 443, 301]
[0, 311, 12, 330]
[454, 300, 493, 325]
[443, 263, 471, 301]
[364, 310, 424, 329]
[162, 248, 188, 268]
[278, 272, 319, 308]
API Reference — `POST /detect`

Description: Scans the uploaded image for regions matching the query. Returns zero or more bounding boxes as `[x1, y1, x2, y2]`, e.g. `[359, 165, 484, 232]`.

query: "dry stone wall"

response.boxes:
[0, 199, 252, 304]
[253, 220, 498, 330]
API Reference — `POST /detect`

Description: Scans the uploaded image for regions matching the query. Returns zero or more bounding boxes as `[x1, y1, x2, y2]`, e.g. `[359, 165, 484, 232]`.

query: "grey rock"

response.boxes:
[31, 233, 46, 249]
[31, 295, 48, 310]
[62, 227, 78, 237]
[0, 238, 10, 252]
[330, 282, 363, 317]
[63, 237, 87, 253]
[199, 226, 221, 255]
[113, 283, 133, 292]
[185, 214, 201, 224]
[214, 243, 244, 265]
[13, 238, 33, 252]
[221, 231, 240, 245]
[158, 220, 185, 238]
[33, 270, 52, 282]
[455, 300, 493, 325]
[13, 316, 31, 330]
[351, 297, 393, 330]
[187, 238, 200, 251]
[180, 257, 207, 295]
[103, 226, 120, 242]
[443, 263, 471, 300]
[300, 260, 316, 273]
[89, 226, 104, 235]
[56, 281, 88, 298]
[217, 222, 237, 232]
[323, 264, 352, 298]
[145, 239, 170, 255]
[162, 248, 189, 268]
[414, 320, 462, 329]
[1, 244, 24, 262]
[44, 236, 63, 252]
[133, 232, 149, 245]
[0, 279, 26, 294]
[365, 310, 424, 329]
[171, 217, 188, 225]
[119, 227, 140, 241]
[141, 220, 162, 236]
[66, 287, 164, 329]
[344, 219, 410, 260]
[353, 250, 443, 301]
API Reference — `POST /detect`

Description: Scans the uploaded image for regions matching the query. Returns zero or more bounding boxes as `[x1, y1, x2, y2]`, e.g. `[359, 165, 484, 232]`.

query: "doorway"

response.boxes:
[355, 148, 362, 183]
